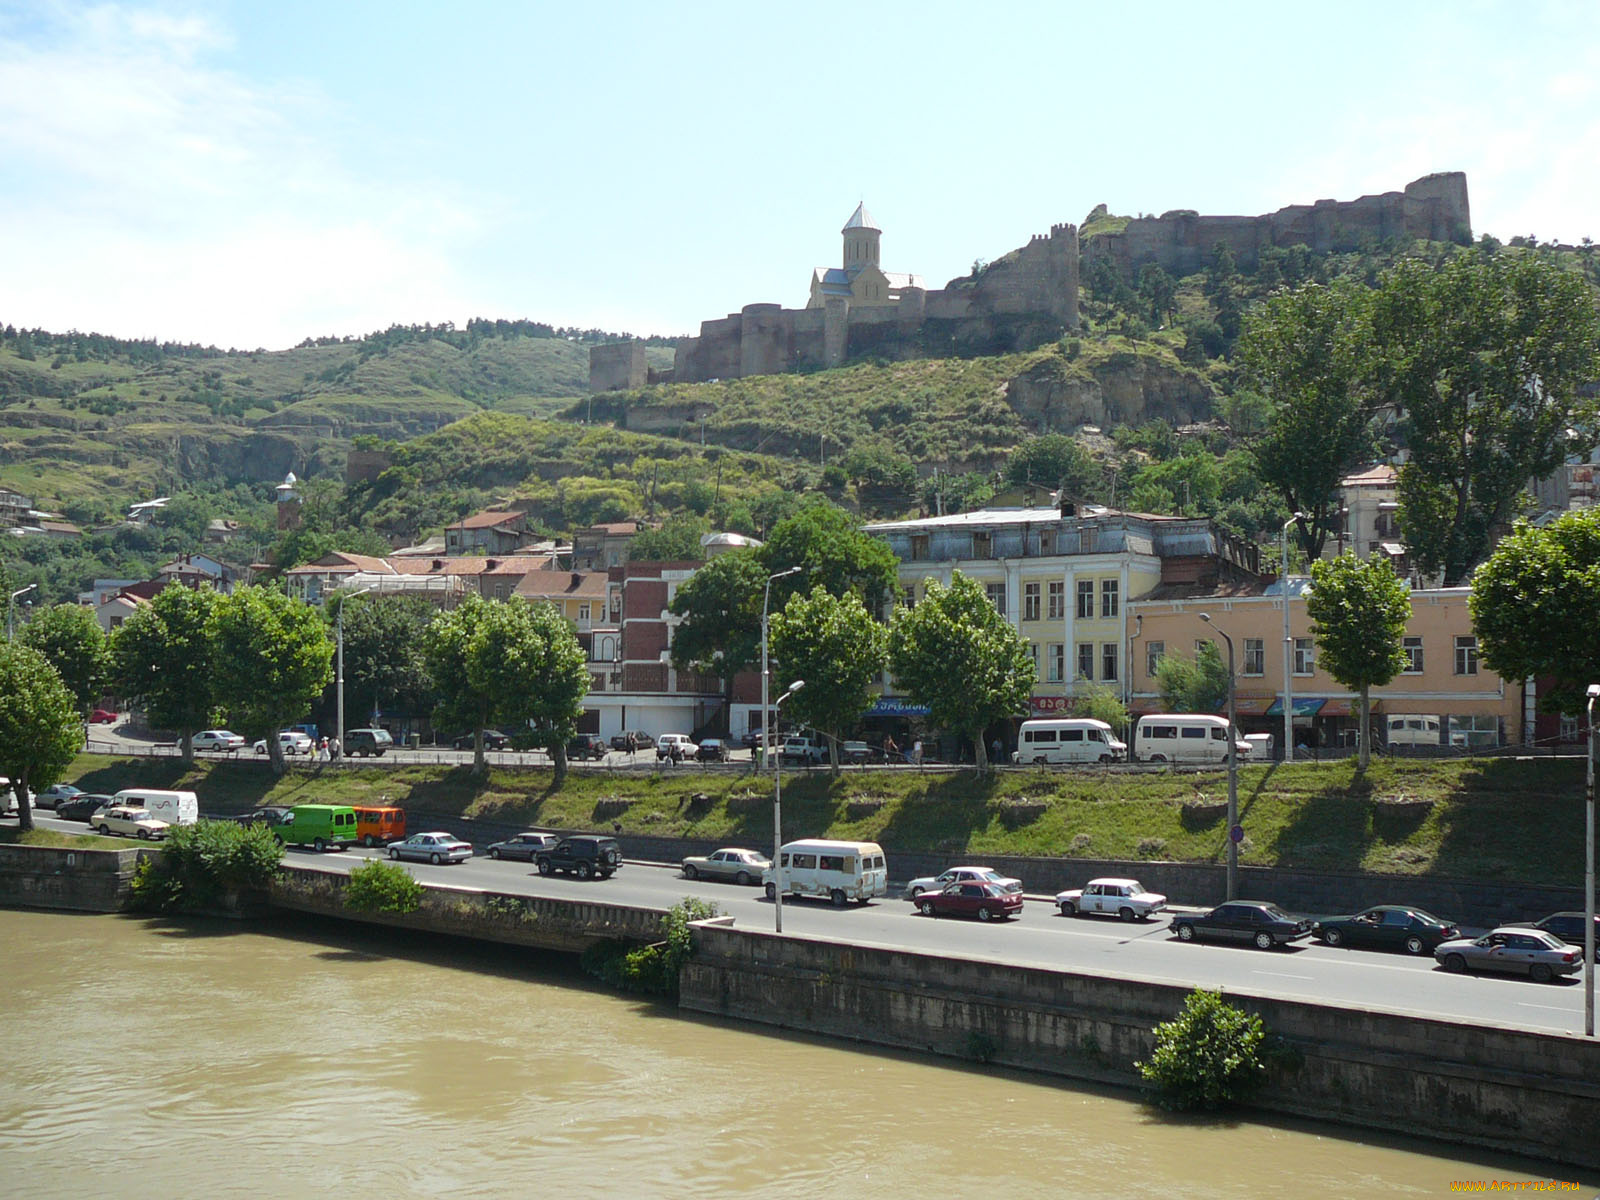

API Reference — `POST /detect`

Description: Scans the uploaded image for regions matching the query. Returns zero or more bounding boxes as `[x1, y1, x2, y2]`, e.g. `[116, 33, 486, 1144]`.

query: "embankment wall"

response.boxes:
[0, 844, 144, 912]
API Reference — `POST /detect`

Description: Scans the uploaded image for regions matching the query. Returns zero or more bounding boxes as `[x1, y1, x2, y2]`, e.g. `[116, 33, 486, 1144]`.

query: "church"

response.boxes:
[806, 203, 925, 310]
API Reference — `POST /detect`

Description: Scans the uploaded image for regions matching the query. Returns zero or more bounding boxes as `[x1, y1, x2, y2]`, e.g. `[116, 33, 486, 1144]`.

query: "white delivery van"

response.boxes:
[1133, 714, 1251, 765]
[113, 788, 199, 826]
[1013, 718, 1127, 765]
[1386, 714, 1441, 748]
[763, 838, 889, 906]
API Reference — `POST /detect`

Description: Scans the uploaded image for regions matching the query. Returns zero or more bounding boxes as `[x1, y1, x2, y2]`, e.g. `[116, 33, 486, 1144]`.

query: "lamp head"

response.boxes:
[1198, 612, 1213, 625]
[786, 679, 806, 694]
[1588, 683, 1600, 700]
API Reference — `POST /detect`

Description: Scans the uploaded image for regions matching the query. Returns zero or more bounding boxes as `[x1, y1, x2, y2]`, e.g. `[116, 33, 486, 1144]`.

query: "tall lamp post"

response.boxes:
[1281, 512, 1307, 761]
[1586, 683, 1598, 1037]
[335, 585, 380, 760]
[7, 582, 37, 640]
[772, 679, 805, 933]
[760, 566, 803, 772]
[1199, 612, 1239, 901]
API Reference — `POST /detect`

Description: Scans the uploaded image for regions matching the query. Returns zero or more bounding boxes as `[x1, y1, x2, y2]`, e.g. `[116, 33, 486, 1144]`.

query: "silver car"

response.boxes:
[905, 865, 1022, 899]
[487, 832, 560, 862]
[682, 847, 771, 885]
[1434, 927, 1583, 982]
[387, 832, 473, 865]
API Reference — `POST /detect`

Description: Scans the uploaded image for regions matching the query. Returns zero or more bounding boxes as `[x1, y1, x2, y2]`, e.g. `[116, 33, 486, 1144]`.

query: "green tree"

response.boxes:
[1154, 642, 1229, 714]
[760, 501, 901, 614]
[211, 585, 334, 775]
[18, 602, 108, 715]
[769, 586, 889, 773]
[1136, 988, 1267, 1111]
[327, 593, 435, 727]
[1306, 554, 1411, 768]
[109, 585, 224, 761]
[1004, 434, 1099, 497]
[1369, 254, 1600, 584]
[0, 642, 83, 830]
[1236, 281, 1377, 559]
[1072, 681, 1129, 736]
[887, 572, 1036, 770]
[630, 515, 709, 562]
[668, 550, 769, 735]
[1138, 263, 1178, 325]
[1469, 509, 1600, 717]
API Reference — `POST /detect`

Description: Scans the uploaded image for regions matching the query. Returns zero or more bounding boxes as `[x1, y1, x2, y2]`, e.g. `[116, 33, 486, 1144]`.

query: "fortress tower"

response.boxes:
[842, 202, 881, 271]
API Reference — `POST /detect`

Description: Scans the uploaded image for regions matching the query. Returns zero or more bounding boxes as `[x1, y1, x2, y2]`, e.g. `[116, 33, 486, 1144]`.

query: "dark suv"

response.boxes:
[567, 734, 608, 761]
[535, 835, 623, 880]
[344, 728, 393, 757]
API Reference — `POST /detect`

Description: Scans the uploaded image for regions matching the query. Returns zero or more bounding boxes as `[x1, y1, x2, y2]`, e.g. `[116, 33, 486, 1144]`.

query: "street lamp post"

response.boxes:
[8, 583, 37, 640]
[1587, 683, 1598, 1037]
[335, 585, 380, 761]
[1200, 612, 1239, 901]
[760, 566, 803, 772]
[772, 679, 805, 933]
[1281, 513, 1306, 761]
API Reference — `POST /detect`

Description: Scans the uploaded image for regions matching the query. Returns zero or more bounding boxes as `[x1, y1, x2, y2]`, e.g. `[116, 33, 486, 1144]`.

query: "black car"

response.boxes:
[56, 794, 115, 823]
[1171, 901, 1313, 950]
[567, 734, 608, 761]
[453, 730, 511, 751]
[696, 738, 730, 762]
[1312, 905, 1460, 956]
[231, 806, 292, 829]
[535, 835, 623, 880]
[1515, 911, 1600, 959]
[609, 731, 655, 751]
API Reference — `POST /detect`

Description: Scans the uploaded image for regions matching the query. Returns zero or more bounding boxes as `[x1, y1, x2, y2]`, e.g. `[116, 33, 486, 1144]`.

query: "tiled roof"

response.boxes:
[448, 510, 525, 530]
[1341, 464, 1398, 487]
[282, 552, 397, 576]
[513, 570, 609, 601]
[389, 554, 557, 577]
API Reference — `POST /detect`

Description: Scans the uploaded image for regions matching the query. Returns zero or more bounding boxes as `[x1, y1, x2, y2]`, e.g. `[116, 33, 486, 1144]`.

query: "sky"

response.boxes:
[3, 0, 1598, 350]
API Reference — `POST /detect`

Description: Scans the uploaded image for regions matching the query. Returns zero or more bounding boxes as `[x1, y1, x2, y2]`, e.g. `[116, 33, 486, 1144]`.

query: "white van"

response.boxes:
[1134, 714, 1251, 765]
[113, 789, 199, 826]
[1013, 718, 1127, 765]
[763, 838, 889, 906]
[1386, 714, 1441, 748]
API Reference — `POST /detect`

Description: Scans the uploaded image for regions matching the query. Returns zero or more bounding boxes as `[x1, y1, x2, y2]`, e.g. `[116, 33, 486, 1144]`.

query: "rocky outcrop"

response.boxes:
[1005, 353, 1215, 431]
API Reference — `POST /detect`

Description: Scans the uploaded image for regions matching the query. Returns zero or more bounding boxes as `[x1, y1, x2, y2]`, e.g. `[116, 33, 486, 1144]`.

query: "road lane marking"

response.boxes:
[1252, 971, 1315, 981]
[1517, 1002, 1579, 1013]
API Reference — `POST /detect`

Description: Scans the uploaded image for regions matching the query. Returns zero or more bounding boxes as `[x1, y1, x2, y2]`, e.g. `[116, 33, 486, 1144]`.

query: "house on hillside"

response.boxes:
[572, 520, 658, 571]
[445, 509, 536, 556]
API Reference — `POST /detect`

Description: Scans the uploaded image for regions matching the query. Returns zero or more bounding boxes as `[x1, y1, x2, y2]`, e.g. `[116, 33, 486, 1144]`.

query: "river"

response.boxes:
[0, 909, 1587, 1198]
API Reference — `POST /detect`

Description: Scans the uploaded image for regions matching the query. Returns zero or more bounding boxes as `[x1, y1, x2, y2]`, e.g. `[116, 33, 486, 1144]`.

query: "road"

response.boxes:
[58, 817, 1576, 1039]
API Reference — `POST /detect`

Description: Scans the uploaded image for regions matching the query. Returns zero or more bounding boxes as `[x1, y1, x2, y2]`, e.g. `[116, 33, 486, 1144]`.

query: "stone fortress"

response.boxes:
[589, 173, 1470, 393]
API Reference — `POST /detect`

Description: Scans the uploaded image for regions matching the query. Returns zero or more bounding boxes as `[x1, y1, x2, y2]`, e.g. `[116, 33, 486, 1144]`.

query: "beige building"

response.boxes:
[1127, 582, 1519, 752]
[807, 203, 925, 310]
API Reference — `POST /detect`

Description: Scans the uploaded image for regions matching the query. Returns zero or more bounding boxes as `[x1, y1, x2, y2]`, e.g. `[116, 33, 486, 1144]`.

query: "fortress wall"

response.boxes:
[922, 287, 975, 320]
[738, 303, 793, 378]
[970, 223, 1079, 326]
[589, 341, 647, 393]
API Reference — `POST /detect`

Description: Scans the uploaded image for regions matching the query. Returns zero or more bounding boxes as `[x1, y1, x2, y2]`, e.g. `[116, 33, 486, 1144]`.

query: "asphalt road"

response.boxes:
[109, 829, 1588, 1038]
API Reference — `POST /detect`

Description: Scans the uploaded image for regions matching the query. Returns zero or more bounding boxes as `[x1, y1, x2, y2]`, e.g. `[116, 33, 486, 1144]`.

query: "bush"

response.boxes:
[1137, 988, 1267, 1111]
[581, 897, 718, 997]
[129, 819, 285, 913]
[344, 859, 424, 914]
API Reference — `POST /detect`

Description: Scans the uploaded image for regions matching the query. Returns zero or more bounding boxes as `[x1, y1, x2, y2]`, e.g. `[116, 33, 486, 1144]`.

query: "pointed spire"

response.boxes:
[842, 201, 878, 233]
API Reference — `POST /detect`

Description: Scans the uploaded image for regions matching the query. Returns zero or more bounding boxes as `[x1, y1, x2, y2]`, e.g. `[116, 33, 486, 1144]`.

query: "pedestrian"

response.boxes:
[626, 731, 637, 756]
[912, 739, 923, 766]
[989, 736, 1002, 765]
[317, 737, 329, 763]
[670, 741, 683, 765]
[884, 735, 897, 763]
[329, 735, 341, 761]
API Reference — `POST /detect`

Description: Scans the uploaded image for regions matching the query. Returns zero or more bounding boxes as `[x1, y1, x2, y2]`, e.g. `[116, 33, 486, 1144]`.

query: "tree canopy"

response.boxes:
[1306, 553, 1412, 767]
[668, 550, 770, 732]
[327, 592, 435, 729]
[18, 602, 107, 715]
[0, 642, 83, 830]
[760, 501, 900, 614]
[769, 586, 888, 772]
[109, 585, 224, 761]
[1154, 641, 1230, 714]
[210, 584, 334, 774]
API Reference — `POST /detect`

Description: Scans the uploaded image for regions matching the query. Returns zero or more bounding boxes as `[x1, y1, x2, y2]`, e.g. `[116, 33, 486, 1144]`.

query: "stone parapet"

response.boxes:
[0, 843, 146, 912]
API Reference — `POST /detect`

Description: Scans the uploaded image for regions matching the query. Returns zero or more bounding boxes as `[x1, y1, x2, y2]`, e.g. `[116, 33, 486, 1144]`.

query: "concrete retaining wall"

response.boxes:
[680, 922, 1600, 1170]
[0, 844, 145, 912]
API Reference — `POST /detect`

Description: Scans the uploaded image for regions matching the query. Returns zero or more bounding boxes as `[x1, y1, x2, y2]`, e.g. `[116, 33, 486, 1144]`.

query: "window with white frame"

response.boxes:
[1448, 713, 1497, 748]
[1023, 581, 1041, 622]
[1560, 713, 1580, 742]
[1294, 637, 1315, 675]
[1047, 643, 1064, 683]
[986, 582, 1006, 614]
[1403, 636, 1423, 674]
[1243, 638, 1264, 675]
[1454, 636, 1478, 676]
[578, 603, 591, 621]
[1146, 640, 1164, 678]
[1100, 579, 1119, 618]
[1076, 579, 1094, 619]
[1101, 642, 1119, 682]
[1077, 642, 1094, 681]
[1047, 580, 1064, 620]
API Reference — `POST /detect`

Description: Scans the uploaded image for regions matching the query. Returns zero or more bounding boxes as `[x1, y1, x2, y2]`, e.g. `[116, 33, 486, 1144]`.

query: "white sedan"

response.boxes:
[1056, 877, 1168, 921]
[905, 865, 1023, 899]
[194, 729, 246, 752]
[253, 731, 315, 756]
[89, 805, 170, 840]
[388, 832, 473, 865]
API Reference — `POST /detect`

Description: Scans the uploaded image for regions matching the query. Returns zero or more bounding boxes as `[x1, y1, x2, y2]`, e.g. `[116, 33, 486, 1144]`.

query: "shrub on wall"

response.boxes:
[581, 897, 718, 998]
[1136, 988, 1267, 1111]
[343, 859, 424, 915]
[129, 820, 285, 913]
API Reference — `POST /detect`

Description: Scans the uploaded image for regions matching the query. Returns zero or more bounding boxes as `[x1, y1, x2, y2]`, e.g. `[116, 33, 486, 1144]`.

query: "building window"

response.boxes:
[910, 534, 929, 561]
[1028, 643, 1040, 674]
[1101, 643, 1119, 682]
[973, 532, 992, 559]
[1560, 713, 1580, 742]
[1448, 713, 1497, 748]
[1047, 580, 1064, 620]
[1047, 643, 1064, 683]
[1146, 640, 1164, 678]
[1403, 636, 1423, 674]
[1023, 582, 1041, 622]
[1243, 638, 1264, 676]
[1077, 642, 1094, 681]
[1100, 579, 1119, 618]
[1294, 637, 1315, 675]
[1077, 580, 1094, 619]
[1039, 529, 1056, 555]
[579, 603, 591, 621]
[1454, 636, 1478, 675]
[985, 582, 1006, 614]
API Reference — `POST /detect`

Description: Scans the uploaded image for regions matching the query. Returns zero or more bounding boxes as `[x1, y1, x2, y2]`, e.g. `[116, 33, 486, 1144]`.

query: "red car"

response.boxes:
[915, 881, 1023, 922]
[89, 709, 118, 724]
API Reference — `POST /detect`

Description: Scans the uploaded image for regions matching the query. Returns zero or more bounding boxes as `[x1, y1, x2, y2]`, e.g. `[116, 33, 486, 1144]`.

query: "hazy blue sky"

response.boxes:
[3, 1, 1596, 349]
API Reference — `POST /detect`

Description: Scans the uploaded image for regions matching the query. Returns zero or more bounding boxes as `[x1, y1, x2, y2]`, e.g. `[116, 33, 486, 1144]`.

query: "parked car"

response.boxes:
[681, 847, 770, 884]
[780, 735, 827, 766]
[88, 709, 118, 724]
[254, 731, 314, 756]
[193, 729, 246, 752]
[610, 731, 655, 751]
[535, 835, 623, 880]
[1434, 927, 1584, 982]
[695, 738, 730, 762]
[57, 794, 114, 822]
[656, 734, 698, 761]
[915, 881, 1023, 921]
[841, 741, 876, 765]
[230, 806, 292, 829]
[905, 865, 1023, 899]
[1056, 878, 1168, 922]
[740, 729, 765, 750]
[34, 784, 84, 809]
[487, 831, 561, 861]
[89, 804, 170, 840]
[1312, 905, 1460, 955]
[1510, 911, 1600, 959]
[344, 728, 394, 757]
[453, 730, 510, 751]
[566, 734, 608, 761]
[388, 831, 473, 865]
[1171, 901, 1313, 950]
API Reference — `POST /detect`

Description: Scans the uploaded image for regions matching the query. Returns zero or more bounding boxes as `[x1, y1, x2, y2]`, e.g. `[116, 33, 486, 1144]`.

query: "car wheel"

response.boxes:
[1149, 754, 1168, 764]
[1099, 754, 1113, 764]
[1404, 935, 1425, 956]
[1059, 901, 1076, 917]
[735, 871, 751, 886]
[1443, 953, 1466, 973]
[429, 852, 442, 865]
[389, 849, 400, 860]
[909, 886, 925, 899]
[765, 882, 777, 900]
[919, 900, 935, 916]
[1175, 923, 1195, 942]
[1325, 928, 1344, 947]
[537, 859, 552, 876]
[1253, 931, 1275, 950]
[978, 907, 994, 922]
[1531, 963, 1554, 983]
[683, 864, 698, 880]
[1118, 907, 1135, 923]
[489, 847, 501, 859]
[138, 828, 151, 840]
[97, 823, 110, 836]
[577, 862, 593, 880]
[314, 837, 327, 853]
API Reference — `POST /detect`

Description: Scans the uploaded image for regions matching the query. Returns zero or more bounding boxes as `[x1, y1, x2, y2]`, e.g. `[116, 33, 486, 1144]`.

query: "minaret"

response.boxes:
[276, 470, 302, 531]
[842, 202, 881, 274]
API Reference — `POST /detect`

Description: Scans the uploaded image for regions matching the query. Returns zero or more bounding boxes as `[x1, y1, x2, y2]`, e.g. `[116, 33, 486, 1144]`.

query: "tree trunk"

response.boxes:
[1357, 685, 1371, 771]
[267, 738, 286, 776]
[827, 733, 840, 777]
[473, 728, 486, 777]
[974, 733, 989, 771]
[551, 743, 569, 786]
[181, 729, 194, 764]
[16, 770, 33, 833]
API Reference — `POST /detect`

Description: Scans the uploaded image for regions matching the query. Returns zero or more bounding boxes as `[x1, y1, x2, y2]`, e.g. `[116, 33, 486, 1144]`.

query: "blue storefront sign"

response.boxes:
[867, 697, 931, 717]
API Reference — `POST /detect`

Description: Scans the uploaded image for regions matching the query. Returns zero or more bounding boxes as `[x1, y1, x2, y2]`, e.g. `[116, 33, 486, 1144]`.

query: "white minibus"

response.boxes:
[1133, 715, 1251, 765]
[1386, 714, 1441, 748]
[1013, 718, 1126, 765]
[113, 788, 199, 826]
[763, 839, 889, 906]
